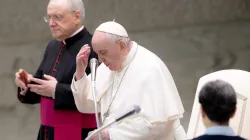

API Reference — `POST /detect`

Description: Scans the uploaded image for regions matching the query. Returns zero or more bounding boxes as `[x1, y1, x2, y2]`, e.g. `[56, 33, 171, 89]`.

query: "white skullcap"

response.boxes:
[95, 21, 128, 37]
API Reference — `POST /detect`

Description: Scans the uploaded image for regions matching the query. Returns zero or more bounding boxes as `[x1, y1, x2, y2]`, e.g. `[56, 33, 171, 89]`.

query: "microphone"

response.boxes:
[115, 105, 141, 122]
[85, 105, 141, 140]
[90, 58, 102, 140]
[90, 58, 98, 82]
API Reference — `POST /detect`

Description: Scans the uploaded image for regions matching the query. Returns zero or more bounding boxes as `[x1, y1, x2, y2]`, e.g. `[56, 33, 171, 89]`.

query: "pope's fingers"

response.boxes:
[82, 47, 91, 53]
[82, 44, 89, 48]
[77, 52, 86, 58]
[86, 48, 91, 53]
[83, 56, 89, 63]
[84, 49, 91, 57]
[78, 54, 85, 59]
[78, 53, 90, 62]
[78, 54, 87, 63]
[77, 47, 90, 57]
[79, 47, 89, 52]
[80, 45, 90, 52]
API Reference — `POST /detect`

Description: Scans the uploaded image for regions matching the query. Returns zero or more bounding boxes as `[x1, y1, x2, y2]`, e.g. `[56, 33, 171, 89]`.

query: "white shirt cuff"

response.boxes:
[52, 89, 56, 99]
[20, 88, 26, 95]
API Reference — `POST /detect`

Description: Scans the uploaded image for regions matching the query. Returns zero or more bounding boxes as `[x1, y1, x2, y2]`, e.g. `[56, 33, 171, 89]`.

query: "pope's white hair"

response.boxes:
[105, 33, 131, 46]
[49, 0, 85, 23]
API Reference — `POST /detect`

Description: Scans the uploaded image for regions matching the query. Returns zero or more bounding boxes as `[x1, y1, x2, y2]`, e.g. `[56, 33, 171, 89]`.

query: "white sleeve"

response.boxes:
[109, 116, 168, 140]
[71, 73, 100, 113]
[172, 119, 187, 140]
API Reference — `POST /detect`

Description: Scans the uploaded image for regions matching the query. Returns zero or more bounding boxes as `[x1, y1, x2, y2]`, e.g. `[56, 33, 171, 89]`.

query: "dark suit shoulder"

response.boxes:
[192, 135, 247, 140]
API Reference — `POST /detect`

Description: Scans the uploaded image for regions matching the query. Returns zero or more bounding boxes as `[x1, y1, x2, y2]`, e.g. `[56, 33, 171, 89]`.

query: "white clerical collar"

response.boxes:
[62, 26, 84, 44]
[120, 41, 138, 70]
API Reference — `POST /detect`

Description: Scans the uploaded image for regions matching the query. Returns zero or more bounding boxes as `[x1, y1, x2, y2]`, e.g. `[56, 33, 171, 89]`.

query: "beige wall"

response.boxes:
[0, 0, 250, 139]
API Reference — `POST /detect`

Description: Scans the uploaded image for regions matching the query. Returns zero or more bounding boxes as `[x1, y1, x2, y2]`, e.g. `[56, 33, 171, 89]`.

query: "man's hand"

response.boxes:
[88, 128, 110, 140]
[27, 74, 57, 97]
[76, 44, 91, 80]
[15, 69, 33, 90]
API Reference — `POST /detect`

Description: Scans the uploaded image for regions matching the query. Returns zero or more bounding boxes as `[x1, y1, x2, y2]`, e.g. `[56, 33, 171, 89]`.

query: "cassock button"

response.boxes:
[56, 60, 59, 64]
[53, 69, 56, 72]
[59, 52, 62, 56]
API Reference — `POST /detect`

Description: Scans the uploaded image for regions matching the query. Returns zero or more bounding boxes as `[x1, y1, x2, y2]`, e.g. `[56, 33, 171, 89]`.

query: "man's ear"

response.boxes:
[118, 40, 127, 51]
[74, 10, 81, 25]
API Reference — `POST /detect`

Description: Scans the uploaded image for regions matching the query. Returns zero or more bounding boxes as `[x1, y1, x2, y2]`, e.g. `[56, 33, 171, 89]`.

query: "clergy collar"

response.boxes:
[119, 41, 138, 71]
[62, 26, 85, 47]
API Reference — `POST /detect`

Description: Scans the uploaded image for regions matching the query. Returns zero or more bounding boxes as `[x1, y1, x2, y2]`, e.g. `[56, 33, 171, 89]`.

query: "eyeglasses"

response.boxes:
[44, 14, 64, 22]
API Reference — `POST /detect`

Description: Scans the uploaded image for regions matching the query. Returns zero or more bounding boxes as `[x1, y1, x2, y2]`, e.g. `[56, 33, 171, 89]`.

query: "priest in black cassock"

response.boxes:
[14, 0, 98, 140]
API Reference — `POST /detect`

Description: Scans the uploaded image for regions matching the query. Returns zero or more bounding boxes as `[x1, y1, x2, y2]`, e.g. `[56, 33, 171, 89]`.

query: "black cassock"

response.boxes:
[17, 28, 98, 140]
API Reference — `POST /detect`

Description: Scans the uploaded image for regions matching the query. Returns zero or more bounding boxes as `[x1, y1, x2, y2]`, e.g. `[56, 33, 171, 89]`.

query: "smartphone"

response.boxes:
[20, 71, 28, 86]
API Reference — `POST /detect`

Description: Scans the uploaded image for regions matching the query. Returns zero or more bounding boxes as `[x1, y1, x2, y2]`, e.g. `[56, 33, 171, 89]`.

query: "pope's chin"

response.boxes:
[107, 64, 121, 71]
[105, 63, 115, 71]
[105, 63, 111, 69]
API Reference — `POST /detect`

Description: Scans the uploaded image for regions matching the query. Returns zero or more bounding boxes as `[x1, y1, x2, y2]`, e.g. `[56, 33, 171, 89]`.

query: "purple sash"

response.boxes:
[40, 97, 96, 140]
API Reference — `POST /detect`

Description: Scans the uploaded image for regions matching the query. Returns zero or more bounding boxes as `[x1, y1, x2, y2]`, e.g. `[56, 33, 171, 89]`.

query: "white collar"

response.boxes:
[120, 41, 138, 71]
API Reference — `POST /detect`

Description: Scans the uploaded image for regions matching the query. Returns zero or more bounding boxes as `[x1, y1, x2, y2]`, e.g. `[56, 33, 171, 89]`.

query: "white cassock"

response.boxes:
[71, 41, 187, 140]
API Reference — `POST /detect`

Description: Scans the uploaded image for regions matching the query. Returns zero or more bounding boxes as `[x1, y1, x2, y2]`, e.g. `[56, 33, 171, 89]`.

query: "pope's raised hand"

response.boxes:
[76, 44, 91, 80]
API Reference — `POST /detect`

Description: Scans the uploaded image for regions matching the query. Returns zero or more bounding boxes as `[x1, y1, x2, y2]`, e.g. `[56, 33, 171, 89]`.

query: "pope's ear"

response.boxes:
[118, 40, 126, 51]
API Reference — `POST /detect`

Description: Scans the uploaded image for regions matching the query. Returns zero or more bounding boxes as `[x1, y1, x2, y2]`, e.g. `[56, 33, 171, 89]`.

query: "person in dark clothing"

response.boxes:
[192, 80, 246, 140]
[14, 0, 98, 140]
